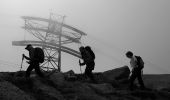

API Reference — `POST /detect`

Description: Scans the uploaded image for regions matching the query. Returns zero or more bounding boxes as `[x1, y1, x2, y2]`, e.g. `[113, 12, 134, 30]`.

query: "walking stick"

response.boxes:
[20, 54, 24, 71]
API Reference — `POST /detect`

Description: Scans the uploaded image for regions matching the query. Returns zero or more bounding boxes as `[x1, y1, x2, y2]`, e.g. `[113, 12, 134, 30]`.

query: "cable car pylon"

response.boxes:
[12, 13, 86, 72]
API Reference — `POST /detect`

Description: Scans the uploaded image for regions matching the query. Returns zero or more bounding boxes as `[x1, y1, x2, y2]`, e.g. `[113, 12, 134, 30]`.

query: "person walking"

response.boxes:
[126, 51, 145, 90]
[79, 46, 96, 83]
[23, 44, 44, 78]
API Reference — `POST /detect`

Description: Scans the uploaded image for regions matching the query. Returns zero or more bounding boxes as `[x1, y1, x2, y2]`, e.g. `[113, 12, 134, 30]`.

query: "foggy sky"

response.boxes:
[0, 0, 170, 74]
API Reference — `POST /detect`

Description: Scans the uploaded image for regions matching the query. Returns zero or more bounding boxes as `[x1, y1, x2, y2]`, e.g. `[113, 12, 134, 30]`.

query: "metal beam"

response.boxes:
[21, 16, 87, 36]
[22, 26, 80, 43]
[12, 40, 82, 58]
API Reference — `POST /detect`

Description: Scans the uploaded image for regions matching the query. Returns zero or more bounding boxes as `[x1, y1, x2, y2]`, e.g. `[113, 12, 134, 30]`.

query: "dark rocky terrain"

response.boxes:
[0, 66, 169, 100]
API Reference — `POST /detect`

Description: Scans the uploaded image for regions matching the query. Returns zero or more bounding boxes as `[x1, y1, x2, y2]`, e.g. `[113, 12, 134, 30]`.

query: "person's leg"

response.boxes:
[85, 67, 95, 83]
[34, 63, 44, 77]
[137, 71, 145, 89]
[88, 69, 96, 82]
[26, 64, 34, 78]
[84, 67, 90, 79]
[88, 62, 96, 82]
[129, 71, 137, 90]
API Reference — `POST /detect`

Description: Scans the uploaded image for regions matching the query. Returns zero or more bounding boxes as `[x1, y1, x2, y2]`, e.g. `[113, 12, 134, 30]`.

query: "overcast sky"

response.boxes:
[0, 0, 170, 74]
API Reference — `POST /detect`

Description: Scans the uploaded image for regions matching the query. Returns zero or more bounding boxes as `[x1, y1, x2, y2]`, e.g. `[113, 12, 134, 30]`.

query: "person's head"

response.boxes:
[79, 46, 86, 58]
[25, 44, 33, 51]
[79, 46, 85, 52]
[126, 51, 133, 58]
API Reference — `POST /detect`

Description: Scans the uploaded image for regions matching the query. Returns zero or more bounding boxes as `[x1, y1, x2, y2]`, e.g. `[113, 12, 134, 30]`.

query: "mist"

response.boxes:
[0, 0, 169, 74]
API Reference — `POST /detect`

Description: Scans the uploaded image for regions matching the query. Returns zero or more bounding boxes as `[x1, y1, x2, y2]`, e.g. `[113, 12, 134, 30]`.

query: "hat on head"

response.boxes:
[25, 44, 32, 50]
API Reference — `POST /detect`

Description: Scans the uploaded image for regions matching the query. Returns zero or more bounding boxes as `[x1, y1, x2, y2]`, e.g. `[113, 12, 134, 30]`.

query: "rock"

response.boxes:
[74, 83, 107, 100]
[0, 72, 14, 82]
[156, 86, 170, 92]
[0, 81, 35, 100]
[62, 82, 95, 94]
[14, 71, 25, 77]
[64, 70, 77, 81]
[103, 66, 130, 82]
[88, 83, 115, 95]
[49, 72, 65, 86]
[77, 93, 107, 100]
[32, 78, 65, 100]
[64, 70, 75, 76]
[60, 81, 101, 100]
[93, 73, 107, 83]
[0, 68, 170, 100]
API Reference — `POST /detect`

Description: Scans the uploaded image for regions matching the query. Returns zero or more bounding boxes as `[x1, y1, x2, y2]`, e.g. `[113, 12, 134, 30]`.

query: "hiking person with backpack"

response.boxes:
[79, 46, 96, 83]
[23, 44, 44, 78]
[126, 51, 145, 90]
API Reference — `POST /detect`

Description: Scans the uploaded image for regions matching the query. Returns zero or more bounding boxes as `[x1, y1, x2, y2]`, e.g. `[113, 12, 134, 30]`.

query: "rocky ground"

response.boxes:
[0, 66, 169, 100]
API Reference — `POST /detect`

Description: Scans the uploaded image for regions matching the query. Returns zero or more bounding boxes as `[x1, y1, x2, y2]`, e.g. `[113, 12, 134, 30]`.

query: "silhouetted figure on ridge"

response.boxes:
[79, 46, 96, 83]
[126, 51, 145, 90]
[23, 44, 44, 78]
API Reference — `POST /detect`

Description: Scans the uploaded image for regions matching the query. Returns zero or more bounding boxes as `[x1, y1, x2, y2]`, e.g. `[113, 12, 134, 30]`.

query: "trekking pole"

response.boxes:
[20, 54, 24, 71]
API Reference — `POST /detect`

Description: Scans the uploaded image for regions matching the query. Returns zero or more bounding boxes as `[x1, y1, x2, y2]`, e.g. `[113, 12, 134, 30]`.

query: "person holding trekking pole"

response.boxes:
[79, 46, 96, 83]
[23, 44, 44, 78]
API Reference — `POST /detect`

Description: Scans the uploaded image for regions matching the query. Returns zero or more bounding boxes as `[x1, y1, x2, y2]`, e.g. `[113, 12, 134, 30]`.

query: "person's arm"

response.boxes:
[23, 54, 31, 60]
[23, 54, 39, 62]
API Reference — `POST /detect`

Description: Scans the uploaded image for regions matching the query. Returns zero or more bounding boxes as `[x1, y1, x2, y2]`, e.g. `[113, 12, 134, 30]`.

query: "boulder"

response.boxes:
[0, 81, 35, 100]
[49, 72, 65, 86]
[60, 81, 101, 100]
[63, 86, 107, 100]
[14, 71, 25, 77]
[61, 82, 95, 94]
[88, 83, 115, 94]
[102, 66, 130, 82]
[32, 78, 65, 100]
[64, 70, 75, 76]
[64, 70, 77, 81]
[76, 93, 107, 100]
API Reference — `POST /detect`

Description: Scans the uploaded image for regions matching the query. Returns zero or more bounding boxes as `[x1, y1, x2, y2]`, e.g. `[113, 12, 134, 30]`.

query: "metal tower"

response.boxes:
[12, 13, 86, 72]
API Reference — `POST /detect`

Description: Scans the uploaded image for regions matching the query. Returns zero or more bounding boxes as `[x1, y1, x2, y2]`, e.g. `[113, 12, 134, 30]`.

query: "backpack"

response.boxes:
[135, 56, 144, 70]
[84, 48, 95, 63]
[34, 47, 45, 63]
[88, 49, 95, 60]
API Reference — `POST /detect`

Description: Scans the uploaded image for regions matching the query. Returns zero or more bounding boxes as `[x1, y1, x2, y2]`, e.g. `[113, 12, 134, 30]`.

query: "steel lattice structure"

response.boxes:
[12, 13, 86, 72]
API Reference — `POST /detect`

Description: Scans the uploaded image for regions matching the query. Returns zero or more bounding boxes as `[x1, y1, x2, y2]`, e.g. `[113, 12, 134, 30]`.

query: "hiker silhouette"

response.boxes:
[126, 51, 145, 90]
[79, 46, 96, 83]
[23, 44, 44, 78]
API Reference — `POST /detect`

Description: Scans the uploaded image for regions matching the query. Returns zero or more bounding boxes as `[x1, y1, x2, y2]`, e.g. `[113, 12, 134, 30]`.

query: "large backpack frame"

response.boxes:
[34, 47, 45, 63]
